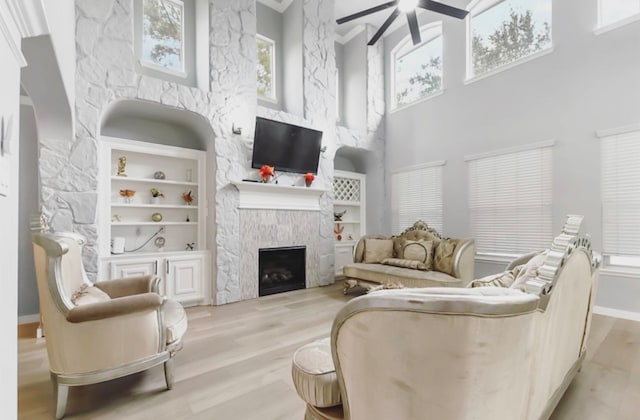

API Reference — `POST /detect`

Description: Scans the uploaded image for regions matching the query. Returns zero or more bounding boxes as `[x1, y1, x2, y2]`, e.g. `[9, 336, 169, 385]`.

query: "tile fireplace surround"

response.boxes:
[235, 182, 326, 301]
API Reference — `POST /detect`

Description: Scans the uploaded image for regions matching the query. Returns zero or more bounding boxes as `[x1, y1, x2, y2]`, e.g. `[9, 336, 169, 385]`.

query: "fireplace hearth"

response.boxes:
[259, 246, 306, 296]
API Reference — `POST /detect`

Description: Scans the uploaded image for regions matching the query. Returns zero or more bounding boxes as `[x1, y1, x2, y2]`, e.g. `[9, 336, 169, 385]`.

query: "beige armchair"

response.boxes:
[293, 215, 600, 420]
[32, 232, 188, 419]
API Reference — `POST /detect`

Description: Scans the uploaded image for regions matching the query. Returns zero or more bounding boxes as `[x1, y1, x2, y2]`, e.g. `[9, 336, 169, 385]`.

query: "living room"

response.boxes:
[2, 0, 639, 419]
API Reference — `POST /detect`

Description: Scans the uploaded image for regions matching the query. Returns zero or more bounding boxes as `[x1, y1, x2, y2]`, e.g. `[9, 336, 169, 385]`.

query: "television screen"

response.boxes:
[251, 117, 323, 174]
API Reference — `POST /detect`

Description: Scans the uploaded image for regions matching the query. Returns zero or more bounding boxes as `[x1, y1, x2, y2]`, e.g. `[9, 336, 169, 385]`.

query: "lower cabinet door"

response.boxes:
[109, 257, 164, 294]
[335, 245, 354, 276]
[166, 254, 204, 304]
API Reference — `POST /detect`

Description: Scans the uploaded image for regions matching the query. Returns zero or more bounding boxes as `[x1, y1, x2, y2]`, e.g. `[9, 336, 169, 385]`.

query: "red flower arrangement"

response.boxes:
[303, 173, 315, 187]
[259, 165, 275, 182]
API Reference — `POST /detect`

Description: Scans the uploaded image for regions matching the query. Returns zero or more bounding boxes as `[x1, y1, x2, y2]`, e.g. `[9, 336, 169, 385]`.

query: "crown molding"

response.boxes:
[5, 0, 49, 38]
[257, 0, 295, 14]
[0, 5, 26, 67]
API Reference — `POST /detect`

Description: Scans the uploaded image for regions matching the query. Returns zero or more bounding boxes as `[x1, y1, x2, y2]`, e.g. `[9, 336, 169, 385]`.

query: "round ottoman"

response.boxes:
[292, 337, 342, 408]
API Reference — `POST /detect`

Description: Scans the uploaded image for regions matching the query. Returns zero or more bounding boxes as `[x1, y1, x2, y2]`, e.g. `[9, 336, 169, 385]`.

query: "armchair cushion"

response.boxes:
[363, 238, 394, 264]
[433, 239, 456, 275]
[381, 258, 427, 271]
[95, 275, 159, 298]
[66, 293, 163, 323]
[71, 284, 111, 306]
[292, 337, 341, 408]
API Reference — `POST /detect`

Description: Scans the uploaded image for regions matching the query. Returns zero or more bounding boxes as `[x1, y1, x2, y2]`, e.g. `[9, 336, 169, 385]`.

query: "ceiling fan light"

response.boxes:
[398, 0, 419, 13]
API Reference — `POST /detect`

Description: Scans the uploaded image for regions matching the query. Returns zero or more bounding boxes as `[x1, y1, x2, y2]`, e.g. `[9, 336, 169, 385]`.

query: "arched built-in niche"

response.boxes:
[334, 145, 371, 173]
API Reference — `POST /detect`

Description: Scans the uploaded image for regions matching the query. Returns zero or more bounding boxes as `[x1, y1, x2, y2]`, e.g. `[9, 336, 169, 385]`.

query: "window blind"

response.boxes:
[601, 130, 640, 257]
[391, 164, 443, 234]
[469, 145, 553, 256]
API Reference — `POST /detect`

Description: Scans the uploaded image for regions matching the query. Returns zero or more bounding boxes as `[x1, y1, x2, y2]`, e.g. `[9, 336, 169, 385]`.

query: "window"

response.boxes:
[598, 0, 640, 28]
[142, 0, 185, 74]
[391, 163, 444, 234]
[468, 142, 553, 256]
[468, 0, 552, 78]
[257, 35, 276, 101]
[601, 129, 640, 268]
[391, 23, 443, 110]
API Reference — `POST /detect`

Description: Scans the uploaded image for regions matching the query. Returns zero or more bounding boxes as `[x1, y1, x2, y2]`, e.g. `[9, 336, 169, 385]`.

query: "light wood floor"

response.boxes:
[18, 283, 640, 419]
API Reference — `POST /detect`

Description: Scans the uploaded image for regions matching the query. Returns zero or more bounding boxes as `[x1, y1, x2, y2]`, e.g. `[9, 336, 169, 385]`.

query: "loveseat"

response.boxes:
[292, 215, 600, 420]
[342, 221, 475, 293]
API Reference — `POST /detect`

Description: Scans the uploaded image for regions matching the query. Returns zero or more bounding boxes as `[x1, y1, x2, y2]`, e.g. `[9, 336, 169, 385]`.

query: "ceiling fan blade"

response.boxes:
[368, 8, 401, 45]
[337, 1, 398, 25]
[417, 0, 469, 19]
[407, 10, 421, 45]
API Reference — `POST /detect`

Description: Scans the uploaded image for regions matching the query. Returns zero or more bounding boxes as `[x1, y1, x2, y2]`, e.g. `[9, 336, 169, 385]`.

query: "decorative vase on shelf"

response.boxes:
[258, 165, 275, 183]
[304, 173, 315, 188]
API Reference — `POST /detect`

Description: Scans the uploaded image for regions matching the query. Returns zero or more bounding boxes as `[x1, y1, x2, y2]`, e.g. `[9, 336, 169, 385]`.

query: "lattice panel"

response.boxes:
[333, 177, 361, 201]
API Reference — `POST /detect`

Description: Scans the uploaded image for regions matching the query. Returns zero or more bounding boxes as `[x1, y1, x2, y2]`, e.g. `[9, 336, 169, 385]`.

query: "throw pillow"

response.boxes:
[511, 251, 548, 291]
[381, 258, 428, 271]
[433, 239, 457, 276]
[402, 240, 434, 269]
[468, 271, 516, 288]
[363, 238, 394, 264]
[71, 284, 111, 306]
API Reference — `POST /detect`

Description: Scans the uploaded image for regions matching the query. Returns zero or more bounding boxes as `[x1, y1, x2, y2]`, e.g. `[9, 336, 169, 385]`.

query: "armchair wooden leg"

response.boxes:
[53, 380, 69, 420]
[164, 358, 175, 390]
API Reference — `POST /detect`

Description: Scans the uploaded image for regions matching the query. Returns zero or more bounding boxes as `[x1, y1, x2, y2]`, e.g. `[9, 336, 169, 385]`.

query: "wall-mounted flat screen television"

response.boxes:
[251, 117, 323, 174]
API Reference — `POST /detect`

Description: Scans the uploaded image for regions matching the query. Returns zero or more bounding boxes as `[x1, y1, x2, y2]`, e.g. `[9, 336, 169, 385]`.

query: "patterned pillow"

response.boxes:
[364, 238, 395, 264]
[71, 284, 111, 306]
[433, 239, 457, 276]
[468, 271, 516, 288]
[402, 240, 434, 269]
[381, 258, 428, 271]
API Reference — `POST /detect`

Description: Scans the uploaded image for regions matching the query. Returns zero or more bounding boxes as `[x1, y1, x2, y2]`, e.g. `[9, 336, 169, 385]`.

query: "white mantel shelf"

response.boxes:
[232, 181, 327, 211]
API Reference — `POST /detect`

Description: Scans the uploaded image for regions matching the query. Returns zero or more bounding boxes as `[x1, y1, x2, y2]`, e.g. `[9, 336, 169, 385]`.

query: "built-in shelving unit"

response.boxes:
[333, 170, 366, 276]
[98, 137, 209, 306]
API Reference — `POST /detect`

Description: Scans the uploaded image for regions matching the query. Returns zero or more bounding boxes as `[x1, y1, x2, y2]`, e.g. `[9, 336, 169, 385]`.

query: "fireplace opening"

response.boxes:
[259, 246, 306, 297]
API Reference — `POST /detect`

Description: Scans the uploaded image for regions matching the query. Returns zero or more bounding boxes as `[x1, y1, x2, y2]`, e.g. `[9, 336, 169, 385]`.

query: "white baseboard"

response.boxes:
[593, 306, 640, 322]
[18, 314, 40, 324]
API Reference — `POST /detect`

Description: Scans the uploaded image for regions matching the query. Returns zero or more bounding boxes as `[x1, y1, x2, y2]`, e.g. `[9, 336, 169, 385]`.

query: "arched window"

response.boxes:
[467, 0, 552, 79]
[391, 22, 443, 110]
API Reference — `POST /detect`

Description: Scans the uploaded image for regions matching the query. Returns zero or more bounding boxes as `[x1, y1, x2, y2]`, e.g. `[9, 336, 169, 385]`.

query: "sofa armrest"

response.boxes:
[452, 239, 476, 285]
[66, 293, 164, 323]
[95, 275, 161, 298]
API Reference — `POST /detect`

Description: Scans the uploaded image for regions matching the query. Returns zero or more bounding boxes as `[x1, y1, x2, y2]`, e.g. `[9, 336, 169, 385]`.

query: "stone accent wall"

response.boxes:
[40, 0, 384, 303]
[239, 209, 320, 300]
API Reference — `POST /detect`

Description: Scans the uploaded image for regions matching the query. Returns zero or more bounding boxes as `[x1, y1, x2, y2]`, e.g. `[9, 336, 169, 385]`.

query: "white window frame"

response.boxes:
[466, 140, 555, 259]
[140, 0, 187, 78]
[390, 22, 444, 112]
[598, 124, 640, 275]
[256, 34, 278, 103]
[595, 0, 640, 35]
[465, 0, 553, 83]
[391, 160, 446, 234]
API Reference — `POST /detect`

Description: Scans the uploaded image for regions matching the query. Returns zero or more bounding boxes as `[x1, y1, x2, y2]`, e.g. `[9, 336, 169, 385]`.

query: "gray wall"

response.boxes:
[18, 104, 39, 317]
[283, 0, 304, 116]
[343, 31, 368, 132]
[257, 2, 284, 111]
[335, 41, 345, 123]
[384, 3, 640, 311]
[102, 116, 205, 150]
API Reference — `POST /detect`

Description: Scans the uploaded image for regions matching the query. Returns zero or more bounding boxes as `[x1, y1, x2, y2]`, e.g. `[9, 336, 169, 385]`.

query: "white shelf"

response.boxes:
[111, 204, 198, 209]
[111, 176, 198, 187]
[335, 241, 357, 247]
[334, 200, 361, 206]
[334, 221, 360, 224]
[111, 222, 198, 226]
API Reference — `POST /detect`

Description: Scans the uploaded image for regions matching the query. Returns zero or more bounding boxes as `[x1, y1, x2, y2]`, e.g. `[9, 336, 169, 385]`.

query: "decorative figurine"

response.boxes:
[154, 236, 166, 251]
[119, 189, 136, 203]
[182, 190, 194, 205]
[334, 210, 347, 221]
[117, 156, 127, 177]
[259, 165, 275, 183]
[347, 234, 353, 241]
[111, 214, 121, 223]
[186, 215, 190, 222]
[153, 171, 166, 180]
[334, 223, 344, 241]
[186, 242, 195, 251]
[151, 212, 163, 222]
[150, 188, 165, 204]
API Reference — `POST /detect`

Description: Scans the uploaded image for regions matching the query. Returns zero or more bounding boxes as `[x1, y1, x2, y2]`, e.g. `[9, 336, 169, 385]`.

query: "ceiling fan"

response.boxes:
[337, 0, 468, 46]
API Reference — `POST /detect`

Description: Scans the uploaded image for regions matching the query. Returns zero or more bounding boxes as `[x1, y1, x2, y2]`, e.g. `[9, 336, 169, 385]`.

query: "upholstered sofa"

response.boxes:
[293, 215, 600, 420]
[342, 221, 476, 293]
